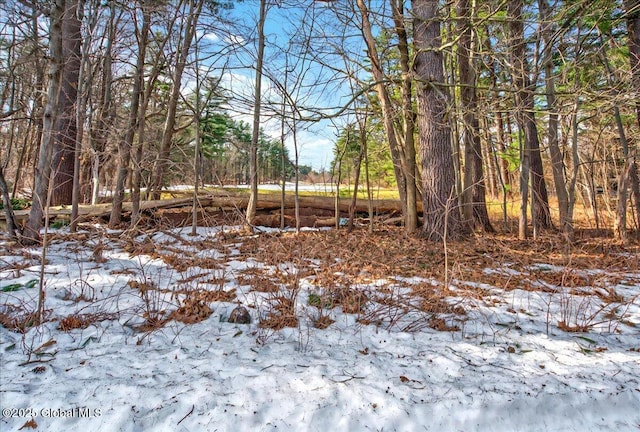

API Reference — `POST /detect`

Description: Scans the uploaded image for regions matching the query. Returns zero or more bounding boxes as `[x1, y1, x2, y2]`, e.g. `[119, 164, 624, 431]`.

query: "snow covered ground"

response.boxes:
[221, 182, 338, 193]
[91, 182, 339, 198]
[0, 226, 639, 432]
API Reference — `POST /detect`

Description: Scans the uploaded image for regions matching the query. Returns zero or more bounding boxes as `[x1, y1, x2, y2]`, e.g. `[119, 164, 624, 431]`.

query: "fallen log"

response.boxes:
[1, 193, 418, 226]
[251, 214, 339, 228]
[248, 194, 416, 214]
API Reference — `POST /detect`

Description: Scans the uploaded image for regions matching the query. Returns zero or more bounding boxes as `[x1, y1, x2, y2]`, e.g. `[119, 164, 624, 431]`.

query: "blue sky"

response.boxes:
[198, 0, 367, 171]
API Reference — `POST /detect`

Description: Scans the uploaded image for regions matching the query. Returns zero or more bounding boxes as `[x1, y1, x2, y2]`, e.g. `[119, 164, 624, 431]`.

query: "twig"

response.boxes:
[447, 347, 525, 377]
[18, 357, 56, 367]
[177, 404, 194, 425]
[325, 370, 366, 383]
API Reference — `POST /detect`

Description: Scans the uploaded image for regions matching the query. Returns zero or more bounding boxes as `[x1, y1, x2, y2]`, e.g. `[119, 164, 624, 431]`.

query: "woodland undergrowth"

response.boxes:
[1, 225, 639, 353]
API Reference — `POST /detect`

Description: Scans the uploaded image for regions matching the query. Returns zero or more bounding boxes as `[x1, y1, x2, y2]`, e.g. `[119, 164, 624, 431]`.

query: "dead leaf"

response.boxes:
[19, 419, 37, 430]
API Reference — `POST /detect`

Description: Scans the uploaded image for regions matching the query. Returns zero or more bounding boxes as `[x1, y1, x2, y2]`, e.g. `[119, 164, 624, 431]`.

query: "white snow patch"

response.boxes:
[0, 228, 638, 432]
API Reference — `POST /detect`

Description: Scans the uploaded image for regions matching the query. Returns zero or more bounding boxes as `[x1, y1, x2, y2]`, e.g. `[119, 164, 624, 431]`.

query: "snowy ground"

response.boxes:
[92, 182, 340, 198]
[0, 225, 639, 432]
[220, 182, 338, 193]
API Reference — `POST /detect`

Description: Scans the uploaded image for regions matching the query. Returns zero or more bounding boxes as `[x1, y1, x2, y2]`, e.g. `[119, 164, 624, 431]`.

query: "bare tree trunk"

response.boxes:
[90, 1, 117, 206]
[346, 134, 364, 232]
[72, 0, 95, 232]
[528, 116, 553, 231]
[539, 0, 571, 238]
[390, 0, 418, 233]
[612, 103, 634, 242]
[498, 111, 511, 191]
[626, 0, 640, 130]
[12, 9, 45, 199]
[0, 167, 20, 241]
[51, 0, 81, 206]
[333, 128, 349, 230]
[567, 98, 581, 235]
[190, 38, 202, 237]
[599, 29, 639, 241]
[457, 0, 493, 232]
[413, 0, 462, 241]
[130, 96, 149, 229]
[459, 0, 473, 227]
[364, 124, 374, 233]
[110, 2, 150, 227]
[624, 0, 640, 232]
[150, 0, 203, 200]
[356, 0, 409, 229]
[25, 0, 64, 243]
[508, 0, 552, 238]
[483, 33, 510, 229]
[279, 63, 288, 230]
[293, 118, 301, 234]
[484, 116, 509, 230]
[246, 0, 267, 229]
[2, 25, 18, 173]
[516, 128, 530, 239]
[615, 158, 632, 243]
[483, 128, 498, 199]
[131, 12, 175, 228]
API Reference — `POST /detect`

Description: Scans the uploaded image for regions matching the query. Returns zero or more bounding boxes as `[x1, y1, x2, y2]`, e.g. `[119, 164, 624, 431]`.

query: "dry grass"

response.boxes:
[237, 228, 638, 289]
[237, 269, 281, 293]
[5, 217, 633, 338]
[58, 312, 114, 331]
[169, 295, 212, 325]
[0, 304, 41, 333]
[311, 313, 335, 329]
[259, 293, 299, 330]
[193, 288, 236, 303]
[557, 320, 591, 333]
[484, 194, 623, 232]
[230, 226, 638, 334]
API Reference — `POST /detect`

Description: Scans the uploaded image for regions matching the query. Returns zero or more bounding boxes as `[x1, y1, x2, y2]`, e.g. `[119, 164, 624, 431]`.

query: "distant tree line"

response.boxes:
[0, 0, 639, 243]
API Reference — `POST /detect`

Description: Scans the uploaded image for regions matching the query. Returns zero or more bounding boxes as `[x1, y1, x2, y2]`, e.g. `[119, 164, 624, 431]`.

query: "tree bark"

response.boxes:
[109, 2, 150, 227]
[356, 0, 410, 230]
[72, 0, 95, 232]
[25, 0, 64, 243]
[599, 27, 640, 241]
[508, 0, 552, 238]
[483, 32, 511, 228]
[390, 0, 419, 233]
[90, 1, 117, 206]
[539, 0, 571, 238]
[623, 0, 640, 233]
[51, 0, 81, 206]
[246, 0, 267, 229]
[0, 166, 20, 241]
[346, 131, 364, 232]
[507, 0, 552, 238]
[412, 0, 462, 241]
[626, 0, 640, 130]
[131, 7, 177, 228]
[456, 0, 493, 232]
[150, 0, 203, 200]
[12, 9, 45, 199]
